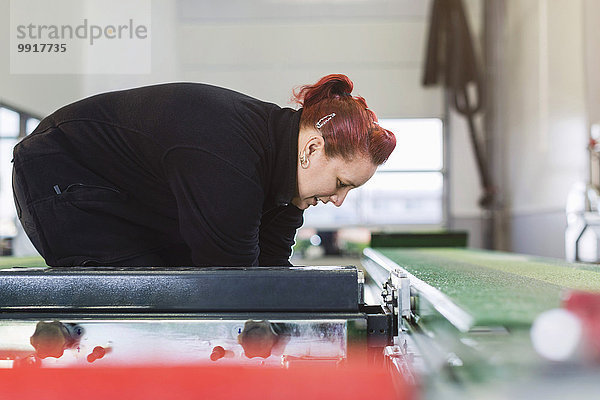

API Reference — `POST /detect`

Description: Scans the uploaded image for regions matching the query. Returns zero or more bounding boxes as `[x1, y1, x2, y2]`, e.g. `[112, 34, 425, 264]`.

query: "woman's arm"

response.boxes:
[258, 205, 304, 266]
[163, 147, 264, 266]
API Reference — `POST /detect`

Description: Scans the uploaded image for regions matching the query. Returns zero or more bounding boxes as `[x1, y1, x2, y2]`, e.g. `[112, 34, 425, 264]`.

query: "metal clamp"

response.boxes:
[381, 269, 412, 336]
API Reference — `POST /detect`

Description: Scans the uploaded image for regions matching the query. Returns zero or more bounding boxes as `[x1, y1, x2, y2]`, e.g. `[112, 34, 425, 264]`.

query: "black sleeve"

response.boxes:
[163, 147, 263, 266]
[258, 205, 304, 266]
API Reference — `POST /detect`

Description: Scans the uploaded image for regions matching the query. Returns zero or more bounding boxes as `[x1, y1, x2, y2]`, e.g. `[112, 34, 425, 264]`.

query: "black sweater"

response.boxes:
[26, 83, 304, 266]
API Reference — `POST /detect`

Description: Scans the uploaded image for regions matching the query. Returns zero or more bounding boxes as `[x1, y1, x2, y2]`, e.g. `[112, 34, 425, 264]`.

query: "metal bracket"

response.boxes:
[357, 269, 365, 305]
[381, 269, 411, 336]
[383, 343, 416, 386]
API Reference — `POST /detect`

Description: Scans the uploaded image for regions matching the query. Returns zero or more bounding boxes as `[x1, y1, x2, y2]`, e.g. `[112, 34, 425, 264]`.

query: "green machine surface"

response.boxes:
[364, 248, 600, 399]
[0, 256, 47, 269]
[371, 232, 468, 248]
[375, 247, 600, 328]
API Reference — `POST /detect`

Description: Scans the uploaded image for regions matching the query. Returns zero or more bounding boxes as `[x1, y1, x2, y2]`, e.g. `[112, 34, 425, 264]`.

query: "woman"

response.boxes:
[12, 74, 396, 267]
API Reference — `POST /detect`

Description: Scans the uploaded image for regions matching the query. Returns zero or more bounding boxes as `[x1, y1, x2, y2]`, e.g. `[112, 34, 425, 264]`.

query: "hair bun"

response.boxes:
[293, 74, 354, 107]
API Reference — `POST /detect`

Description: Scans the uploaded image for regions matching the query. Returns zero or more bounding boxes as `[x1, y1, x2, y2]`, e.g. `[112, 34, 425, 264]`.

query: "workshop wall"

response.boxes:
[584, 0, 600, 128]
[173, 0, 442, 118]
[449, 0, 594, 258]
[0, 0, 83, 116]
[80, 0, 445, 119]
[501, 0, 588, 258]
[80, 0, 179, 97]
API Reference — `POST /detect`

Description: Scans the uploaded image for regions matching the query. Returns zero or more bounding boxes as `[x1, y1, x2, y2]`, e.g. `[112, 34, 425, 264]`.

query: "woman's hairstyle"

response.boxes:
[292, 74, 396, 165]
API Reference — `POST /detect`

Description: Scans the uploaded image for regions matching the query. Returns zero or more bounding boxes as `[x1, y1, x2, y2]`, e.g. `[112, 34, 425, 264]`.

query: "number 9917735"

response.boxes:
[17, 43, 66, 52]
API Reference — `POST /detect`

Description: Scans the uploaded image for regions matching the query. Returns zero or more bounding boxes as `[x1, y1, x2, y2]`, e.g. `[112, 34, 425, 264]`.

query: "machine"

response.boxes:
[0, 265, 393, 366]
[1, 248, 600, 399]
[362, 246, 600, 399]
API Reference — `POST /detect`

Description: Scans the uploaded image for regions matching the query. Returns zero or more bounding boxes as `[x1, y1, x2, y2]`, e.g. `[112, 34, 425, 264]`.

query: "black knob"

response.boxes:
[30, 321, 73, 359]
[238, 320, 278, 359]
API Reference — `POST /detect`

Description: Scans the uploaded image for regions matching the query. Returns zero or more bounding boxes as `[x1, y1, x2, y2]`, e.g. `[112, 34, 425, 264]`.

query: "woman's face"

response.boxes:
[292, 135, 377, 210]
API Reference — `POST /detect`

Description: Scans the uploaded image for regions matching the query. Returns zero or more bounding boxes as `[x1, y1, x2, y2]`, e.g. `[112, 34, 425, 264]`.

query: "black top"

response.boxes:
[0, 266, 360, 312]
[20, 83, 304, 266]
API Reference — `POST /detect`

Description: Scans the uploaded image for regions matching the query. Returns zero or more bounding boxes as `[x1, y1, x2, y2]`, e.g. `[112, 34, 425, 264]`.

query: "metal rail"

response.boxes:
[363, 248, 474, 333]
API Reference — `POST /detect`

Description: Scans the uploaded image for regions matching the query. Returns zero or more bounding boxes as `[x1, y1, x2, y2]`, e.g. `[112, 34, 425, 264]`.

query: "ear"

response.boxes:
[305, 136, 325, 158]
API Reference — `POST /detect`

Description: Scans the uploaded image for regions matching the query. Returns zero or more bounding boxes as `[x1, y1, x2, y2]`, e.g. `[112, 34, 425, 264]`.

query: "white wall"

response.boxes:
[584, 0, 600, 127]
[2, 0, 447, 115]
[501, 0, 588, 257]
[2, 0, 446, 138]
[81, 0, 443, 118]
[506, 0, 587, 214]
[0, 0, 83, 116]
[175, 0, 442, 118]
[446, 0, 594, 257]
[81, 0, 179, 96]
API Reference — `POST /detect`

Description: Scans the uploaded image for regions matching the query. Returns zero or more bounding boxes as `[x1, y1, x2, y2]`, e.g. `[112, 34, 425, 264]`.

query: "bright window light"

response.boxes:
[0, 106, 41, 238]
[377, 118, 443, 171]
[0, 108, 20, 138]
[0, 139, 18, 236]
[26, 118, 40, 135]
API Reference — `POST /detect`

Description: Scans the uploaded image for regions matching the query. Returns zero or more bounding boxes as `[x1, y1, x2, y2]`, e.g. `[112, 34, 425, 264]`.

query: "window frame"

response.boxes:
[0, 102, 42, 139]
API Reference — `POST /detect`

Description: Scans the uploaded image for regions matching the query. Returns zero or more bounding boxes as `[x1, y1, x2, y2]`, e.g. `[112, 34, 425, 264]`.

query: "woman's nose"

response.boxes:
[330, 189, 349, 207]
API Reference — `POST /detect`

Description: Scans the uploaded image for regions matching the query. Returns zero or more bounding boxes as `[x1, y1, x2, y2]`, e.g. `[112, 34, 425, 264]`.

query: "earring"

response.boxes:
[299, 152, 309, 169]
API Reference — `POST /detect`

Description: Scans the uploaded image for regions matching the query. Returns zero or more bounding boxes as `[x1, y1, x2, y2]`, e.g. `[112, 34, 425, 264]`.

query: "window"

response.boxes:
[0, 105, 41, 238]
[303, 118, 445, 228]
[26, 117, 40, 135]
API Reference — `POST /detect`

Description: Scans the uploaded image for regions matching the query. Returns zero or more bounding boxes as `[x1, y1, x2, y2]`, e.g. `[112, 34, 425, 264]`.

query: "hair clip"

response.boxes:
[315, 113, 336, 129]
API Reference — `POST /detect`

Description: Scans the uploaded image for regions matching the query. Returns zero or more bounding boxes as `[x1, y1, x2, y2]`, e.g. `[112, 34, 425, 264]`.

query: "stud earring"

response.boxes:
[299, 152, 309, 169]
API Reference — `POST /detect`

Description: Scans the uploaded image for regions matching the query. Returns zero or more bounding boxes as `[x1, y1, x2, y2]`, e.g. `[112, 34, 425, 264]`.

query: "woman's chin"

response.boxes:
[291, 197, 307, 210]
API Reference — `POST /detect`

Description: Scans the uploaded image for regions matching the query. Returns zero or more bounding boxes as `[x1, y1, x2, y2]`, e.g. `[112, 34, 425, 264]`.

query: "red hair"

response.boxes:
[292, 74, 396, 165]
